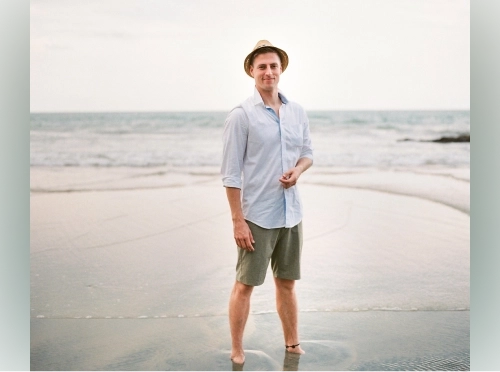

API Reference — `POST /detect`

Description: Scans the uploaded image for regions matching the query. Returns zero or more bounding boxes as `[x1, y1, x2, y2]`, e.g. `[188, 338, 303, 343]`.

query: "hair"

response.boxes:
[249, 47, 282, 67]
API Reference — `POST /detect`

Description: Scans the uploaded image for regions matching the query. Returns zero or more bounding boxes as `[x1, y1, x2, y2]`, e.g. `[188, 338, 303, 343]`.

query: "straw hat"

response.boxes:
[243, 40, 289, 77]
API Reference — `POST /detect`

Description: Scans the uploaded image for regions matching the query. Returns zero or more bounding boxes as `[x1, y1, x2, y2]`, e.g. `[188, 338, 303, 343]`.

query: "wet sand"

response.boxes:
[31, 312, 469, 371]
[30, 166, 469, 370]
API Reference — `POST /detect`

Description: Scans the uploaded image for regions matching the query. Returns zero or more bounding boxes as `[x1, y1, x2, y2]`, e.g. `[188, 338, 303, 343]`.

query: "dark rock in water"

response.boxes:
[398, 134, 470, 143]
[431, 134, 470, 143]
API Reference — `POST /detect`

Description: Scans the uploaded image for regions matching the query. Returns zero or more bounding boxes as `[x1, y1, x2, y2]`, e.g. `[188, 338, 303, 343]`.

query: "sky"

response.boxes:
[30, 0, 470, 112]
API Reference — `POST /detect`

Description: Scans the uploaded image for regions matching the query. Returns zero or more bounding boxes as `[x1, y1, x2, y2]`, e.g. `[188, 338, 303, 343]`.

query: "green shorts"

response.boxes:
[235, 220, 303, 286]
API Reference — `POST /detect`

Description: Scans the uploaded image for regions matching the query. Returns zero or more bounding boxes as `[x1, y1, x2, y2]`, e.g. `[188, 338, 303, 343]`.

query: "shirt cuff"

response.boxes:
[299, 153, 314, 162]
[222, 177, 242, 188]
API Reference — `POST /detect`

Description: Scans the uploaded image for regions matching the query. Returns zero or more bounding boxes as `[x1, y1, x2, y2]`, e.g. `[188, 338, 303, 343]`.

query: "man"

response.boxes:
[221, 40, 313, 365]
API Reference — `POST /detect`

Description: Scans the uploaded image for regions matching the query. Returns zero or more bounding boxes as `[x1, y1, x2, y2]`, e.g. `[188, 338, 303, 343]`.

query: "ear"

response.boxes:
[249, 65, 255, 78]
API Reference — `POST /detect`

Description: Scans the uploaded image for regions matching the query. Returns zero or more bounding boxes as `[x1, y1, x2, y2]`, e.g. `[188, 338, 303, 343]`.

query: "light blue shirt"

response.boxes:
[221, 88, 313, 229]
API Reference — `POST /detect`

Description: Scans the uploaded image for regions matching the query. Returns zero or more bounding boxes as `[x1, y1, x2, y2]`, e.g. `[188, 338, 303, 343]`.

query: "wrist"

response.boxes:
[232, 215, 245, 223]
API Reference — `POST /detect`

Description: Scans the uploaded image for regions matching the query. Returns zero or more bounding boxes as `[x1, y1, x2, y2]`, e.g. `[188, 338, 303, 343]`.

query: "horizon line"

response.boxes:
[30, 108, 471, 114]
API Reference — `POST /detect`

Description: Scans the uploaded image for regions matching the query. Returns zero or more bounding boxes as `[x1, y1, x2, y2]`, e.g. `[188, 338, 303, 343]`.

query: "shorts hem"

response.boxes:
[273, 272, 301, 281]
[235, 275, 265, 287]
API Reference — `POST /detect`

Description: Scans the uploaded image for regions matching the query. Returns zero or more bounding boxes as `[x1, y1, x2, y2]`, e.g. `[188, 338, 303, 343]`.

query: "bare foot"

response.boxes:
[230, 350, 245, 365]
[285, 344, 305, 355]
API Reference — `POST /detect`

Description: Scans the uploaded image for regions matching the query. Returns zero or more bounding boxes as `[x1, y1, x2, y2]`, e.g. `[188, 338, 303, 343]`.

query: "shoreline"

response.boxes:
[31, 164, 470, 214]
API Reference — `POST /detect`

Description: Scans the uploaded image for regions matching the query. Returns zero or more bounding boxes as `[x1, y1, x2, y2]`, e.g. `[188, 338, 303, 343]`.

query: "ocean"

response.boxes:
[30, 110, 470, 169]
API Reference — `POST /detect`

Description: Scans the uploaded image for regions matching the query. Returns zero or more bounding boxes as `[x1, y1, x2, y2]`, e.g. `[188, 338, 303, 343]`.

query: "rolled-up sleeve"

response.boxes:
[221, 107, 248, 188]
[299, 112, 314, 162]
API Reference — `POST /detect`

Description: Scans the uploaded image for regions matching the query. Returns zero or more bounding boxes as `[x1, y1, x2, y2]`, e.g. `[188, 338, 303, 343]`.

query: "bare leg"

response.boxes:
[274, 277, 305, 354]
[229, 280, 254, 364]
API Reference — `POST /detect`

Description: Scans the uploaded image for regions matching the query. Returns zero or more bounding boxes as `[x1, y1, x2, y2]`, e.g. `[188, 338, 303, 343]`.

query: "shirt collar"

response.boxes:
[252, 87, 289, 106]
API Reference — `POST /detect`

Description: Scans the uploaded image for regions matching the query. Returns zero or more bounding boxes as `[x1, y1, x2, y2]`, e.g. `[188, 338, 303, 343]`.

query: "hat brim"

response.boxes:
[244, 46, 289, 77]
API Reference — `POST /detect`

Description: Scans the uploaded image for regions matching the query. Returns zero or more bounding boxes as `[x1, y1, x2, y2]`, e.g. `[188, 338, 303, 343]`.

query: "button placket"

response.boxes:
[280, 106, 292, 226]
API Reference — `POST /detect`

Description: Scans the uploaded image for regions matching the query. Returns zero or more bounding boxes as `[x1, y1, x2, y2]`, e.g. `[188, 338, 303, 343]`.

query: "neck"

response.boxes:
[256, 86, 281, 106]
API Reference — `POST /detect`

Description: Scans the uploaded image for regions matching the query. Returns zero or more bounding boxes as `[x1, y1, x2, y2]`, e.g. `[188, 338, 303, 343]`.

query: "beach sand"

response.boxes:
[30, 166, 469, 370]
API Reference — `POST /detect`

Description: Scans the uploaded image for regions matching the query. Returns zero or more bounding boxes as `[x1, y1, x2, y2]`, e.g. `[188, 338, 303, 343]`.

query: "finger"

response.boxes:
[239, 237, 246, 248]
[247, 230, 255, 251]
[245, 236, 254, 251]
[237, 236, 252, 251]
[249, 230, 255, 244]
[236, 237, 246, 249]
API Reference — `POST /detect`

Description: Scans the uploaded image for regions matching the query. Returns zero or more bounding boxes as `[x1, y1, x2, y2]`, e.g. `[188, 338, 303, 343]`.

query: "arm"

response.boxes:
[221, 108, 248, 189]
[221, 108, 254, 251]
[225, 187, 255, 251]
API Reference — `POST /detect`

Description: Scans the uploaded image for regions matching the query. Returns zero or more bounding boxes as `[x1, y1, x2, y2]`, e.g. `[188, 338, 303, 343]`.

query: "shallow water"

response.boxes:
[31, 311, 469, 370]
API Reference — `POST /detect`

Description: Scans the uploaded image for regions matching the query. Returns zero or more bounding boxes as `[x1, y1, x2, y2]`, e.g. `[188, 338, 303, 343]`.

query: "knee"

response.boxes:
[275, 278, 295, 293]
[232, 281, 254, 298]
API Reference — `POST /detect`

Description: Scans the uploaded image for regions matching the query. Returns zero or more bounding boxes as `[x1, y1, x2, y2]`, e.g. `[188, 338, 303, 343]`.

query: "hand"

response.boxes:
[233, 219, 255, 251]
[279, 167, 302, 189]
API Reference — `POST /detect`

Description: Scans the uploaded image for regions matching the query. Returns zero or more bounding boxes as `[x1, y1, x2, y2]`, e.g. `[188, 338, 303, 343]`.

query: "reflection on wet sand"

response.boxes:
[231, 351, 301, 371]
[282, 351, 301, 371]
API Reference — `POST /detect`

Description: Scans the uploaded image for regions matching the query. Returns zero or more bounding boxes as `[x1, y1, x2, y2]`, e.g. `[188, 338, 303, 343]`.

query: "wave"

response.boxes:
[30, 111, 470, 168]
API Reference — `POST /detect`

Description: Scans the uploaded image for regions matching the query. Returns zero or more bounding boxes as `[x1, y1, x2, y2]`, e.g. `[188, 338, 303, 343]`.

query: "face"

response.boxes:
[250, 52, 282, 92]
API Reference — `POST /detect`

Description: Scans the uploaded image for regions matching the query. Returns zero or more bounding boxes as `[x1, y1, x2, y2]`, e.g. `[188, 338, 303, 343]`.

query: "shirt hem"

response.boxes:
[245, 218, 302, 230]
